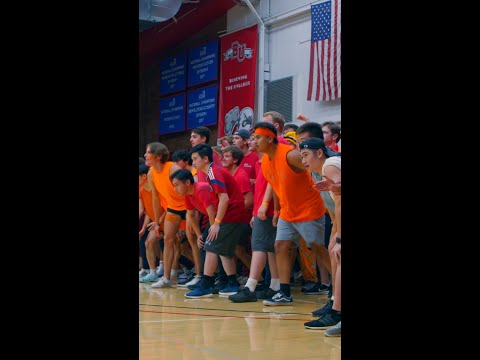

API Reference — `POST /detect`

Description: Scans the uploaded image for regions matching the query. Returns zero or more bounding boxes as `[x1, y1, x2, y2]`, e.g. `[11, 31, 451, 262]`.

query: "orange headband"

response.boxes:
[254, 128, 277, 138]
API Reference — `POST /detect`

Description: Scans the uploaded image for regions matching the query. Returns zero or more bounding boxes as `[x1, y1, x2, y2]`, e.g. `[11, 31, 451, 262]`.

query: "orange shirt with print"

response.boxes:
[261, 143, 325, 222]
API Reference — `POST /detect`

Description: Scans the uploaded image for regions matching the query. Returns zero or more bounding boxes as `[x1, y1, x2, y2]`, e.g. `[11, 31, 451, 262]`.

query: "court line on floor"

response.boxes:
[139, 303, 312, 316]
[139, 309, 310, 321]
[140, 317, 227, 323]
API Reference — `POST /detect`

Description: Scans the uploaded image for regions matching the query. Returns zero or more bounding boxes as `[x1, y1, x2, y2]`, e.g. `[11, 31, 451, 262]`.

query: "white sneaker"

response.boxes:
[151, 277, 174, 288]
[139, 269, 149, 278]
[178, 275, 202, 288]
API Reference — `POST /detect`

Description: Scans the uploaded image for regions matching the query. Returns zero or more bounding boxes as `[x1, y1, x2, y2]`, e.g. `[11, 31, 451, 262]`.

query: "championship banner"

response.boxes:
[218, 25, 258, 137]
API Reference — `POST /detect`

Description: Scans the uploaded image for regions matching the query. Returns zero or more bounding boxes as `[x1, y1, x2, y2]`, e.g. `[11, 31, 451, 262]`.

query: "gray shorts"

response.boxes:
[203, 222, 242, 257]
[275, 216, 325, 247]
[251, 216, 276, 252]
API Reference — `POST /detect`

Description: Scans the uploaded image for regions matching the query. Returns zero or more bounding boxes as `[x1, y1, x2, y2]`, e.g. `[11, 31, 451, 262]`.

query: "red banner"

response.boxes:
[218, 25, 258, 138]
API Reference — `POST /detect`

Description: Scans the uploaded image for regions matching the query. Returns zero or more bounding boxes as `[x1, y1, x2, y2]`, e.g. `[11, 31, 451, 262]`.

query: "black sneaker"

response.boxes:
[212, 276, 229, 294]
[256, 287, 279, 299]
[312, 299, 333, 317]
[304, 310, 341, 330]
[301, 281, 318, 292]
[177, 272, 195, 285]
[228, 287, 257, 303]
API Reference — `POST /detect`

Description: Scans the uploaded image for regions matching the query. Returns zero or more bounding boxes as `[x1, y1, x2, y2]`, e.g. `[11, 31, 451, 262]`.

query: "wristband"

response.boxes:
[215, 218, 221, 224]
[261, 201, 269, 206]
[335, 237, 341, 244]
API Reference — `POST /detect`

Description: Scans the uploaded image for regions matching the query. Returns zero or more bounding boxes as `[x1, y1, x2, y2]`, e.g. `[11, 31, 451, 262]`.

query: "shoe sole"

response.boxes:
[184, 293, 213, 298]
[324, 332, 341, 337]
[263, 301, 293, 306]
[228, 297, 257, 303]
[218, 291, 240, 296]
[304, 324, 334, 330]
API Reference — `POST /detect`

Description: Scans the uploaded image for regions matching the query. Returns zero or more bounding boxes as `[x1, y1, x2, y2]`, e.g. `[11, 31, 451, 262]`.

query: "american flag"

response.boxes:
[307, 0, 341, 101]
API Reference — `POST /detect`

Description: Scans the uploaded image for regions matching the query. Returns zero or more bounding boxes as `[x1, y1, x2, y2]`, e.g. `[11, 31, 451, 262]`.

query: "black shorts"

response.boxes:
[203, 222, 243, 257]
[167, 208, 186, 220]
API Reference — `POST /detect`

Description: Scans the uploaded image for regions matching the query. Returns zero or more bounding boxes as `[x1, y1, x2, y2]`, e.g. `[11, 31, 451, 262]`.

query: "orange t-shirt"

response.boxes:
[150, 162, 186, 211]
[139, 186, 166, 220]
[261, 143, 325, 222]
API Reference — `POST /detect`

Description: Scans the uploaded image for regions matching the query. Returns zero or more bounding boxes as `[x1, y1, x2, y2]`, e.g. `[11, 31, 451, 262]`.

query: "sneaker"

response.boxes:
[228, 287, 257, 303]
[219, 281, 240, 296]
[304, 310, 341, 330]
[256, 287, 279, 300]
[212, 276, 229, 294]
[177, 272, 195, 285]
[263, 291, 293, 306]
[151, 276, 174, 288]
[184, 284, 213, 299]
[301, 281, 318, 292]
[236, 275, 248, 286]
[139, 273, 159, 283]
[156, 264, 164, 277]
[324, 321, 341, 337]
[139, 269, 149, 278]
[312, 299, 333, 317]
[178, 275, 201, 288]
[304, 283, 330, 295]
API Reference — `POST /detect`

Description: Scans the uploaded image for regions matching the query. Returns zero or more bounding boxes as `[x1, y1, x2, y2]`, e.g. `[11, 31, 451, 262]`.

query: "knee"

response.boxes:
[274, 241, 289, 254]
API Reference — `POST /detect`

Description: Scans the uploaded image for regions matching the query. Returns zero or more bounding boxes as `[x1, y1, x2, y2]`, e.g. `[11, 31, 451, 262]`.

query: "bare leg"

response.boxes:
[162, 213, 181, 281]
[275, 240, 293, 284]
[219, 255, 237, 276]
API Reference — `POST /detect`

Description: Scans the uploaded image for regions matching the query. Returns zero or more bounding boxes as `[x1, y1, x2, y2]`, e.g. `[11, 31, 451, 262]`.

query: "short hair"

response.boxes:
[253, 122, 279, 144]
[190, 143, 213, 163]
[170, 169, 194, 184]
[263, 111, 285, 133]
[171, 149, 192, 165]
[284, 123, 298, 132]
[139, 164, 149, 175]
[218, 135, 234, 146]
[147, 142, 169, 163]
[222, 145, 244, 164]
[296, 122, 324, 140]
[211, 146, 223, 158]
[321, 121, 341, 142]
[139, 157, 146, 165]
[191, 126, 211, 143]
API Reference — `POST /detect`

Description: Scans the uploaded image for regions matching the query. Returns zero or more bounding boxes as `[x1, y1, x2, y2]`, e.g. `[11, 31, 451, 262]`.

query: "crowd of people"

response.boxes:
[139, 111, 342, 336]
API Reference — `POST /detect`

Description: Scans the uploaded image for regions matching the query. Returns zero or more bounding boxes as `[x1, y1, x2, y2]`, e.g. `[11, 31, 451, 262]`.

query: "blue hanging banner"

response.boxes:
[188, 40, 218, 87]
[160, 53, 187, 95]
[159, 93, 186, 134]
[187, 84, 217, 129]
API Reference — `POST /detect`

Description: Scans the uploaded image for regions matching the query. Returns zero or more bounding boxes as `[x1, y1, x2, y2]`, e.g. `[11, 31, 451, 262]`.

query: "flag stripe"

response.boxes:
[307, 0, 341, 102]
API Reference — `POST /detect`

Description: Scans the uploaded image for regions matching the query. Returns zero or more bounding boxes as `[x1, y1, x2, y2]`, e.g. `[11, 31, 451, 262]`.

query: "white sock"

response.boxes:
[245, 278, 258, 293]
[270, 278, 280, 291]
[170, 269, 177, 279]
[331, 295, 335, 301]
[149, 269, 156, 274]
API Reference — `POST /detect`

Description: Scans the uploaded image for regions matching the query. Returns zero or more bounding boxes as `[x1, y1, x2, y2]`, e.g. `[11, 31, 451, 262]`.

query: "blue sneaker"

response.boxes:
[218, 283, 240, 296]
[139, 273, 159, 283]
[262, 291, 293, 306]
[185, 285, 213, 299]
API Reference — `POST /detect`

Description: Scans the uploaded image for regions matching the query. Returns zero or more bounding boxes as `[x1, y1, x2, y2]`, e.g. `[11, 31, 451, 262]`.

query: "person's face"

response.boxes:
[190, 132, 205, 147]
[254, 134, 271, 153]
[191, 152, 207, 171]
[232, 135, 246, 148]
[221, 140, 230, 149]
[262, 115, 278, 134]
[221, 151, 235, 168]
[172, 178, 189, 196]
[296, 132, 310, 144]
[300, 149, 319, 172]
[144, 146, 155, 164]
[139, 174, 147, 189]
[175, 160, 187, 169]
[322, 126, 335, 146]
[247, 135, 257, 152]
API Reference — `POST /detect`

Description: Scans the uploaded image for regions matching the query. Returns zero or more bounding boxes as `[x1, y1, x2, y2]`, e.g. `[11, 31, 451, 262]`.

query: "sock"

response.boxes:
[331, 296, 335, 301]
[245, 278, 258, 293]
[270, 278, 280, 291]
[280, 283, 291, 297]
[202, 274, 214, 287]
[149, 269, 156, 274]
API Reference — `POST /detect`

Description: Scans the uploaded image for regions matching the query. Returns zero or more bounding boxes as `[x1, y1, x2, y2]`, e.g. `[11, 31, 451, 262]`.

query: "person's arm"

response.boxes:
[206, 192, 229, 242]
[296, 113, 310, 122]
[147, 171, 163, 237]
[272, 190, 280, 227]
[243, 191, 253, 210]
[286, 149, 307, 173]
[258, 183, 273, 220]
[139, 198, 144, 220]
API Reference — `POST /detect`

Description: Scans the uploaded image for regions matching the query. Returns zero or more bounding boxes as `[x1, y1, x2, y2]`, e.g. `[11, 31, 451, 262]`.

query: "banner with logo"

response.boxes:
[187, 84, 217, 129]
[218, 25, 258, 137]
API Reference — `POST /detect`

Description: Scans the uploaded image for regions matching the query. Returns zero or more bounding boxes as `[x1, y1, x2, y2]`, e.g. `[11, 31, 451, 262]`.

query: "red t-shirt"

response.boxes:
[233, 167, 254, 223]
[185, 183, 218, 216]
[205, 163, 245, 223]
[253, 160, 274, 217]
